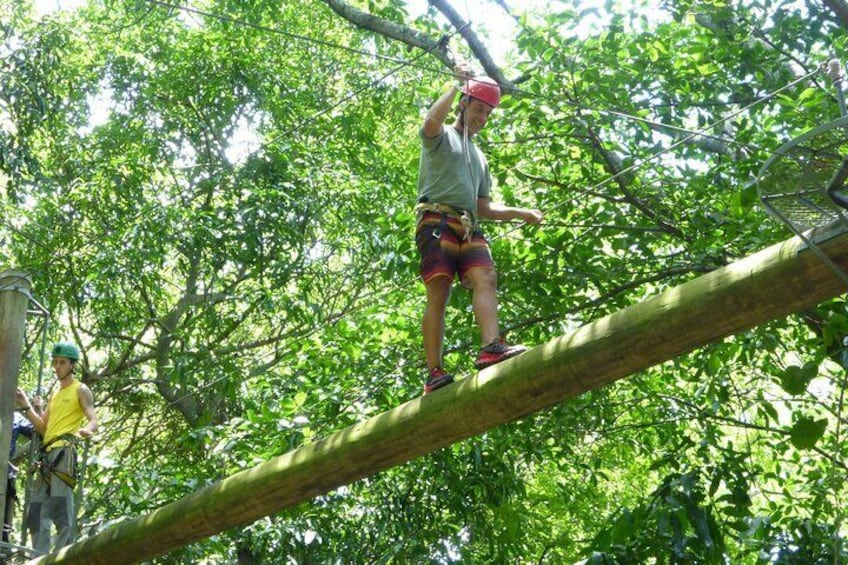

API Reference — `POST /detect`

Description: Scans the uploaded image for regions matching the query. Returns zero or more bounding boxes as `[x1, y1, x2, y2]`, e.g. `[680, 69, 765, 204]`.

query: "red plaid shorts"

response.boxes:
[416, 212, 494, 287]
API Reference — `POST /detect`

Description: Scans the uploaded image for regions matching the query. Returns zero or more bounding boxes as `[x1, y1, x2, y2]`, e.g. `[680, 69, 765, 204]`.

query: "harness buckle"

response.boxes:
[459, 211, 474, 242]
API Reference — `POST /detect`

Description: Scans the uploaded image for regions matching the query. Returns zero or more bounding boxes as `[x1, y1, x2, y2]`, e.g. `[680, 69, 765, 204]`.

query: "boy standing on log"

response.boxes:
[415, 66, 543, 394]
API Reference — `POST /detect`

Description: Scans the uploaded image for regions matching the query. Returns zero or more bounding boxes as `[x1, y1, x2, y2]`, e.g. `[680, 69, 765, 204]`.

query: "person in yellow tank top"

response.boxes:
[15, 342, 98, 556]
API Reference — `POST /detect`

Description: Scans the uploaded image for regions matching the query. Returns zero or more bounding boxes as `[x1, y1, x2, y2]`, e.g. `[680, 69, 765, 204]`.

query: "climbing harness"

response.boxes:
[36, 434, 80, 492]
[756, 60, 848, 288]
[415, 200, 475, 241]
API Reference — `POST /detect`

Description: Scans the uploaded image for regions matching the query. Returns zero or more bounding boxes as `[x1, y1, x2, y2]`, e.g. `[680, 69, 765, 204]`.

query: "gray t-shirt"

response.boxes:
[417, 125, 491, 220]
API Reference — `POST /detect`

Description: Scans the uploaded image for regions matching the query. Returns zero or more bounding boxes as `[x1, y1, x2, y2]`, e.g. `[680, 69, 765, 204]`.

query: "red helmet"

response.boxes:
[462, 77, 501, 108]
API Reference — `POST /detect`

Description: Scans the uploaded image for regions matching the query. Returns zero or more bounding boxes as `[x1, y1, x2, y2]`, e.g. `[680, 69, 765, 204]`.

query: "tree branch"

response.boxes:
[428, 0, 514, 90]
[321, 0, 454, 68]
[514, 168, 626, 203]
[322, 0, 519, 92]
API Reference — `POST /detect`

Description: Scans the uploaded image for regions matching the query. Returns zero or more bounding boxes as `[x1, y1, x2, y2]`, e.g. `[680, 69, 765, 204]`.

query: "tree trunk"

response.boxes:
[32, 225, 848, 565]
[0, 270, 31, 539]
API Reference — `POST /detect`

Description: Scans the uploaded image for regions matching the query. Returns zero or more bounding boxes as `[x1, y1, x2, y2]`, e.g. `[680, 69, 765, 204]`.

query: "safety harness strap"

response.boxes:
[41, 433, 78, 453]
[415, 202, 475, 241]
[37, 434, 79, 491]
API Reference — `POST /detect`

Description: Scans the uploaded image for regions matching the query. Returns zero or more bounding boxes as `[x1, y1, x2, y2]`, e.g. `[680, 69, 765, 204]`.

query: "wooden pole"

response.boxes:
[34, 226, 848, 565]
[0, 270, 32, 545]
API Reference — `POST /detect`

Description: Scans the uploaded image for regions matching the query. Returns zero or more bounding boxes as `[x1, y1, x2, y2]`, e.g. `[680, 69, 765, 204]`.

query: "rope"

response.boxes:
[262, 43, 441, 153]
[137, 0, 781, 162]
[141, 0, 449, 74]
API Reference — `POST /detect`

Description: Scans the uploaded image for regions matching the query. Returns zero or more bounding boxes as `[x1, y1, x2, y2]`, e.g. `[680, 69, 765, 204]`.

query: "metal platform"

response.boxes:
[757, 115, 848, 287]
[759, 115, 848, 231]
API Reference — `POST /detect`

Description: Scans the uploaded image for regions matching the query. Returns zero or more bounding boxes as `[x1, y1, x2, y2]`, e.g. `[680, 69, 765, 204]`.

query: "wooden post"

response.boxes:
[0, 270, 32, 544]
[32, 226, 848, 565]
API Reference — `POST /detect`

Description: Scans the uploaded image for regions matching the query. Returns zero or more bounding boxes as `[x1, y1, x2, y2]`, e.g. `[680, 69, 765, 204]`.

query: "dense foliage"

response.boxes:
[2, 0, 847, 562]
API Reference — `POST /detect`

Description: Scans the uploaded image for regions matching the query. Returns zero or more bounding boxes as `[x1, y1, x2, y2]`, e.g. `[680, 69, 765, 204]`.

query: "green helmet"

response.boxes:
[52, 342, 80, 361]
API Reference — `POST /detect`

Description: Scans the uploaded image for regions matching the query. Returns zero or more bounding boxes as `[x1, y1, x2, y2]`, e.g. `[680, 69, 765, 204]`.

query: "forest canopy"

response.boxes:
[2, 0, 847, 562]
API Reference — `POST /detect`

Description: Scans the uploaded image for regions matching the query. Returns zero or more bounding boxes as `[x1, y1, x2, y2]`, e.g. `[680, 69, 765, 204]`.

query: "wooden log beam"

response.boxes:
[34, 226, 848, 565]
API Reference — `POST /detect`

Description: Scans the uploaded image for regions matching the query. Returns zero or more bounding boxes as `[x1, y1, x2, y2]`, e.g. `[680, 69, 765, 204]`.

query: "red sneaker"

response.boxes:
[474, 338, 526, 370]
[424, 367, 454, 394]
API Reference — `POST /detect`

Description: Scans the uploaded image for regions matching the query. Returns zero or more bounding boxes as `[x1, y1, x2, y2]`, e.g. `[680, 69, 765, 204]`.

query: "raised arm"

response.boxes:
[422, 85, 459, 139]
[422, 63, 474, 139]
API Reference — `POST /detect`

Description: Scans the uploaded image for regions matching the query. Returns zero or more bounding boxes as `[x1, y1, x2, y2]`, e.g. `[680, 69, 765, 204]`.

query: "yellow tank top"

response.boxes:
[45, 380, 85, 448]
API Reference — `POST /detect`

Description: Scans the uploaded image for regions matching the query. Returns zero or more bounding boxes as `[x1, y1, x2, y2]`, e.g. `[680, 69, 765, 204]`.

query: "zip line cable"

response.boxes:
[260, 39, 445, 153]
[140, 0, 777, 163]
[141, 0, 454, 74]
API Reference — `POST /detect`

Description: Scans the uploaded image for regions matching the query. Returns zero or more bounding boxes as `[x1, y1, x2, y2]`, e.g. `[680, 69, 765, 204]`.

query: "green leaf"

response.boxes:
[789, 417, 827, 450]
[760, 401, 779, 422]
[779, 362, 818, 396]
[797, 87, 818, 101]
